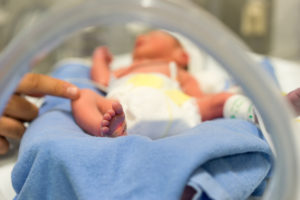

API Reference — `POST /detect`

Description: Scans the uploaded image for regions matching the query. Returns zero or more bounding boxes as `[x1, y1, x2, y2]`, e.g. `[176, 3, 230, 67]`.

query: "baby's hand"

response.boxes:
[93, 46, 113, 65]
[287, 88, 300, 116]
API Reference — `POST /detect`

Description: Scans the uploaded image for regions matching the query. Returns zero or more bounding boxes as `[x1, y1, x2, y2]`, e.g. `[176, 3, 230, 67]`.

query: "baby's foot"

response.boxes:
[100, 102, 127, 137]
[287, 88, 300, 115]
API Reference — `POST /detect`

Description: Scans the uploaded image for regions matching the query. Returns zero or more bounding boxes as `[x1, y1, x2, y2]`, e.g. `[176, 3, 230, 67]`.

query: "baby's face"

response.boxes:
[133, 31, 181, 61]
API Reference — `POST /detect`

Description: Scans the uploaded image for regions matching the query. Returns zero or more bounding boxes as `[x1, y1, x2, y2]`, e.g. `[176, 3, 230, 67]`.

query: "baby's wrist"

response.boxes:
[223, 94, 257, 124]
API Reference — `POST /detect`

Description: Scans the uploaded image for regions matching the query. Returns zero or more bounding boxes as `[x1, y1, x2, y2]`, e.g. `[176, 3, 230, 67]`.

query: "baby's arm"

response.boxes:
[177, 69, 205, 98]
[91, 47, 112, 86]
[177, 69, 235, 121]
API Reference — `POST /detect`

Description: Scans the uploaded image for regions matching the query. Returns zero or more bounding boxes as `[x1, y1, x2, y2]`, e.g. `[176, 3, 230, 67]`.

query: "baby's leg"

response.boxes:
[71, 89, 126, 137]
[287, 88, 300, 115]
[91, 47, 112, 86]
[196, 92, 233, 121]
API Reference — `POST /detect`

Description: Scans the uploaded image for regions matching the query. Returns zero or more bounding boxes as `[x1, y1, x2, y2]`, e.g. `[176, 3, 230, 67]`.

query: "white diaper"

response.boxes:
[107, 73, 201, 140]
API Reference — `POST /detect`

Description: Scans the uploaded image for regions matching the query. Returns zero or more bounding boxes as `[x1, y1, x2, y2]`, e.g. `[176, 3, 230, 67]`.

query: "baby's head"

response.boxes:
[132, 30, 189, 68]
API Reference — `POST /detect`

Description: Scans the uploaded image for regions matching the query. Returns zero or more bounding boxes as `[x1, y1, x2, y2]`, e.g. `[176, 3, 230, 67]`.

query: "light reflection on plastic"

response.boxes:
[141, 0, 152, 7]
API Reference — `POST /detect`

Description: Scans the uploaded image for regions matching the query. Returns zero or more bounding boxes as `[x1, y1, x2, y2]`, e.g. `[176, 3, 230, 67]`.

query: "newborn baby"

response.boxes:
[71, 30, 300, 138]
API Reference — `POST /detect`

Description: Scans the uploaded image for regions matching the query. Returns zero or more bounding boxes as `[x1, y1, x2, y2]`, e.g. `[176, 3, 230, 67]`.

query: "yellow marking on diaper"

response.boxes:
[127, 74, 163, 88]
[165, 89, 191, 106]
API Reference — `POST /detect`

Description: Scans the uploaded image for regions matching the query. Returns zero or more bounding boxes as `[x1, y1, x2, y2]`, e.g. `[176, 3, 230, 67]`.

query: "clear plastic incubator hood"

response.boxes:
[0, 0, 299, 199]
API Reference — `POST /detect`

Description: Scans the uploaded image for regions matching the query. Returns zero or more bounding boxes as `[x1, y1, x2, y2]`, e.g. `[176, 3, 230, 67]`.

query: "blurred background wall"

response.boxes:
[193, 0, 300, 61]
[0, 0, 299, 64]
[270, 0, 300, 61]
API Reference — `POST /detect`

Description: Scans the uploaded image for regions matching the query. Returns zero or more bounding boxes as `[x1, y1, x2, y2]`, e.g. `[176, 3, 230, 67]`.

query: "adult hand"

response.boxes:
[0, 73, 80, 155]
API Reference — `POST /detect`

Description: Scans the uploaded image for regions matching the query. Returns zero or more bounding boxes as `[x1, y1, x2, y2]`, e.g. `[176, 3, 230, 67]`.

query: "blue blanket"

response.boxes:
[12, 64, 272, 200]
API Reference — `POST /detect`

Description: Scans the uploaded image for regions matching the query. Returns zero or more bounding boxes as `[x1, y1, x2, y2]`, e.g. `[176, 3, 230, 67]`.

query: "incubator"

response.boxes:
[0, 0, 299, 199]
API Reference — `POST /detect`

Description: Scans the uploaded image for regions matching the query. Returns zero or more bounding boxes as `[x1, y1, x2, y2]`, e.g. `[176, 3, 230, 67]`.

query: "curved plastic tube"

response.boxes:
[0, 0, 298, 199]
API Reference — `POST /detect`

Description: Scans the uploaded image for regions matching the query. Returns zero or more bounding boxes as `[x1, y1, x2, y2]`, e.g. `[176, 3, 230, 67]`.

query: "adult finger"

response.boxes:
[0, 116, 25, 139]
[0, 136, 9, 155]
[4, 94, 38, 121]
[16, 73, 80, 100]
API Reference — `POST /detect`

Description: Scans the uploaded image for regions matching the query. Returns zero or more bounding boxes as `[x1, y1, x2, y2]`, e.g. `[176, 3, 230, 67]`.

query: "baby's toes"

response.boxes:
[112, 102, 124, 115]
[101, 119, 109, 127]
[103, 113, 111, 121]
[101, 127, 110, 136]
[108, 109, 116, 117]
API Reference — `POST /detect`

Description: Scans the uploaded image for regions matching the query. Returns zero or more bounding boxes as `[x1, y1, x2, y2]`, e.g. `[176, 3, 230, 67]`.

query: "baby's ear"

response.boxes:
[173, 48, 189, 68]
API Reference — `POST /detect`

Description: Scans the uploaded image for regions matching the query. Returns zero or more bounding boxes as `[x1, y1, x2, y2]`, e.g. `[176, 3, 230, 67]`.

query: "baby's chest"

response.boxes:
[131, 63, 171, 76]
